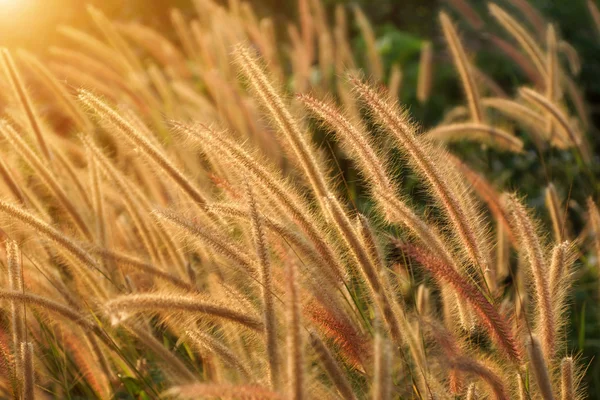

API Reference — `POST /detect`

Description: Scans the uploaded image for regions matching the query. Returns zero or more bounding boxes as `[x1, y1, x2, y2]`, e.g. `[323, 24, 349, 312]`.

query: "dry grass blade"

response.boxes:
[439, 12, 484, 123]
[162, 383, 282, 399]
[246, 184, 280, 389]
[0, 48, 52, 162]
[285, 257, 304, 400]
[17, 49, 93, 131]
[233, 45, 330, 211]
[545, 184, 568, 242]
[518, 88, 589, 161]
[0, 200, 100, 273]
[309, 331, 357, 400]
[351, 75, 492, 291]
[7, 240, 25, 361]
[588, 0, 600, 38]
[425, 122, 523, 152]
[0, 121, 93, 240]
[173, 122, 344, 283]
[488, 4, 546, 78]
[185, 330, 251, 380]
[400, 243, 522, 363]
[153, 209, 257, 276]
[21, 342, 34, 400]
[105, 293, 264, 331]
[416, 41, 433, 104]
[506, 195, 554, 360]
[561, 357, 574, 400]
[526, 336, 555, 400]
[589, 198, 600, 263]
[78, 90, 210, 209]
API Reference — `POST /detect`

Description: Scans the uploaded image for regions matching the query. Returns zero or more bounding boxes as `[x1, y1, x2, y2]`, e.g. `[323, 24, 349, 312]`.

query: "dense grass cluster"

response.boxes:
[0, 0, 598, 398]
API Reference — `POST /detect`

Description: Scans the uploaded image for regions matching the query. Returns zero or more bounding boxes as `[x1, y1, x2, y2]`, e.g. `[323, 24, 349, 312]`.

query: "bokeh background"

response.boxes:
[1, 0, 599, 395]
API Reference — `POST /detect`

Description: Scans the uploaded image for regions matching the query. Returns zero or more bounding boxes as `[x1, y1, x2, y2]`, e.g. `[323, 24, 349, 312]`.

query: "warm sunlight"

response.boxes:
[0, 0, 598, 398]
[0, 0, 29, 13]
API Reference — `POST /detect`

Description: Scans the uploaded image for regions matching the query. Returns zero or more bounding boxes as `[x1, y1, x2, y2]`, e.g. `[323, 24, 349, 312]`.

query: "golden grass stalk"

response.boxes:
[91, 248, 195, 292]
[125, 324, 196, 383]
[298, 93, 390, 189]
[87, 153, 106, 247]
[416, 284, 430, 316]
[49, 46, 128, 89]
[353, 5, 382, 81]
[0, 155, 26, 205]
[0, 338, 19, 398]
[496, 220, 510, 282]
[466, 383, 477, 400]
[519, 87, 589, 162]
[246, 184, 280, 389]
[0, 290, 104, 339]
[401, 244, 522, 363]
[147, 63, 174, 117]
[173, 122, 344, 283]
[7, 240, 25, 360]
[86, 5, 144, 74]
[352, 75, 492, 289]
[545, 184, 567, 243]
[507, 0, 546, 38]
[559, 41, 581, 76]
[506, 195, 554, 360]
[153, 209, 257, 276]
[285, 257, 304, 400]
[561, 357, 574, 400]
[209, 203, 326, 278]
[82, 135, 161, 264]
[546, 25, 560, 139]
[298, 0, 314, 64]
[309, 331, 357, 400]
[588, 0, 600, 38]
[0, 48, 52, 162]
[162, 383, 281, 399]
[388, 64, 403, 101]
[0, 121, 93, 240]
[517, 372, 528, 400]
[526, 336, 555, 400]
[0, 200, 100, 273]
[56, 25, 129, 74]
[298, 96, 472, 322]
[105, 293, 263, 331]
[185, 330, 251, 380]
[482, 97, 549, 146]
[17, 50, 93, 131]
[233, 45, 330, 211]
[52, 146, 93, 211]
[372, 333, 392, 400]
[424, 122, 523, 152]
[78, 90, 210, 209]
[324, 195, 403, 345]
[445, 0, 484, 30]
[439, 12, 484, 123]
[116, 22, 191, 80]
[449, 356, 508, 400]
[21, 342, 34, 400]
[588, 198, 600, 267]
[488, 4, 546, 78]
[50, 63, 124, 104]
[416, 41, 433, 104]
[548, 242, 576, 352]
[170, 9, 199, 62]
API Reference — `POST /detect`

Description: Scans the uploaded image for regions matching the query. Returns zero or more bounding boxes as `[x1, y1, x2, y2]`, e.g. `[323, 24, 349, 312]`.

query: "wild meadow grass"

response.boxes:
[0, 0, 598, 398]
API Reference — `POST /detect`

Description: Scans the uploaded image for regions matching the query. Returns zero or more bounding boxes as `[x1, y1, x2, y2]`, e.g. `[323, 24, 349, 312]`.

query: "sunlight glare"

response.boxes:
[0, 0, 29, 13]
